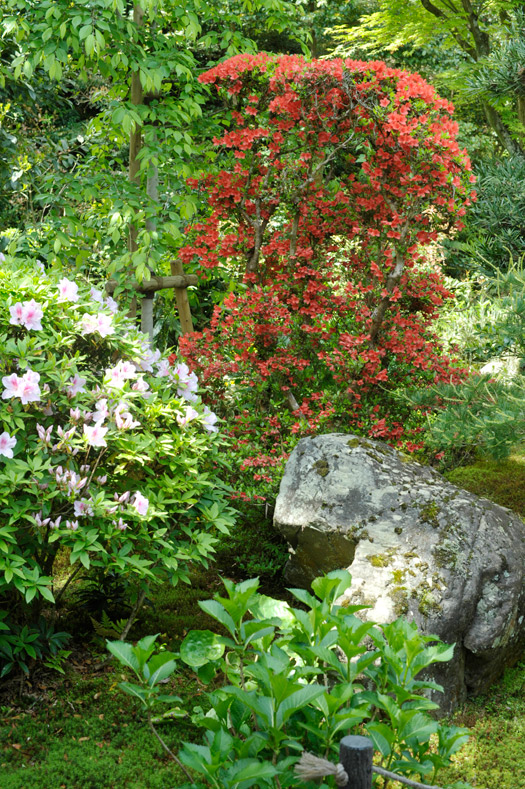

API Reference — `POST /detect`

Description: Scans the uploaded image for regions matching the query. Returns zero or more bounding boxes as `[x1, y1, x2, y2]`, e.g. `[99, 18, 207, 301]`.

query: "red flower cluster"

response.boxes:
[177, 54, 473, 498]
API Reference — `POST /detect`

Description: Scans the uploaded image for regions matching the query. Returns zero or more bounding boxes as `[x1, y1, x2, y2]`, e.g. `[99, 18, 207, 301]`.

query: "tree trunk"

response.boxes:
[128, 3, 144, 319]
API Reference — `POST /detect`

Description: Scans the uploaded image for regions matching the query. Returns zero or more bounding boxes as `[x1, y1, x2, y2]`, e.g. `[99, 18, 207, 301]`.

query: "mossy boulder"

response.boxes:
[274, 433, 525, 713]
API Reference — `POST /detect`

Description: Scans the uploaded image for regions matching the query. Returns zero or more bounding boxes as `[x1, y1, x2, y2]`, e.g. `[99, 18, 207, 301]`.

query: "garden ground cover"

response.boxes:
[1, 450, 525, 789]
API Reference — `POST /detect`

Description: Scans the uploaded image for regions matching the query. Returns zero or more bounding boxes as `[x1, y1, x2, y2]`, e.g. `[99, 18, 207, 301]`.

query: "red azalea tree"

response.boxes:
[176, 54, 474, 499]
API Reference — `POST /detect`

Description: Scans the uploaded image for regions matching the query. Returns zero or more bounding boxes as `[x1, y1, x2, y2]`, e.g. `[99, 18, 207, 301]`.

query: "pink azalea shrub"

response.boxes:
[0, 258, 234, 645]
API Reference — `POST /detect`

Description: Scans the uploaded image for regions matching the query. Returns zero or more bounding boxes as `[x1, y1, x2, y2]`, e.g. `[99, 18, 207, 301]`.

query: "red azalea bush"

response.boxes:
[177, 54, 474, 500]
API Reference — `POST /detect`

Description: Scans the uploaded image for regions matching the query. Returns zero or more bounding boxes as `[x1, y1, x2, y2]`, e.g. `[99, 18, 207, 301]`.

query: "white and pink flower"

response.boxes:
[84, 421, 108, 448]
[0, 431, 16, 458]
[2, 370, 41, 404]
[202, 406, 219, 433]
[9, 299, 44, 331]
[74, 499, 94, 517]
[132, 491, 149, 517]
[57, 278, 79, 302]
[67, 373, 87, 397]
[176, 405, 199, 427]
[115, 403, 139, 430]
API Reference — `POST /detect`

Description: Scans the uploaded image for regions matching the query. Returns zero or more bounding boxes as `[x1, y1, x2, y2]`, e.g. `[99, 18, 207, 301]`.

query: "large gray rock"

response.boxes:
[274, 433, 525, 712]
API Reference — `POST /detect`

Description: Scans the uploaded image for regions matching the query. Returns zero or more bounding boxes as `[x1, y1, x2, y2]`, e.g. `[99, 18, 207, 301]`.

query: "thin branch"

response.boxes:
[373, 764, 443, 789]
[147, 712, 194, 783]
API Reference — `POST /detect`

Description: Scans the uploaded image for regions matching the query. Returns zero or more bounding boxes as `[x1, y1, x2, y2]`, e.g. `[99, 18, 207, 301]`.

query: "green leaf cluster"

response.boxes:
[109, 570, 470, 788]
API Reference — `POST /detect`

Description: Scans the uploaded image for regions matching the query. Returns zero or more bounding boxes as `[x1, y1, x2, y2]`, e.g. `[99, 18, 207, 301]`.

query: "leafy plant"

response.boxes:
[0, 611, 70, 677]
[108, 570, 470, 788]
[0, 257, 236, 675]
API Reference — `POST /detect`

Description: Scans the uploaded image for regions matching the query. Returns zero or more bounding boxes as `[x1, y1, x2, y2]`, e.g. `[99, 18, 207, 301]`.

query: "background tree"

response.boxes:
[332, 0, 525, 157]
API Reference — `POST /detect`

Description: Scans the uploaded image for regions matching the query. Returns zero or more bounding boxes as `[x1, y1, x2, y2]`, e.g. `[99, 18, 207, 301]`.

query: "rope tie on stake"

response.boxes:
[294, 752, 349, 786]
[295, 750, 445, 789]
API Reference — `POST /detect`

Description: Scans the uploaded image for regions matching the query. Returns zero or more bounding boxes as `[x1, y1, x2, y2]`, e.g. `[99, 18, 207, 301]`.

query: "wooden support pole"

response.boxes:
[339, 735, 374, 789]
[171, 258, 194, 334]
[106, 274, 198, 295]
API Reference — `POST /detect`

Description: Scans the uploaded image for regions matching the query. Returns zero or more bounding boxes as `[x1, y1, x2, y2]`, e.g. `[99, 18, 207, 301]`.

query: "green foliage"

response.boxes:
[108, 571, 470, 788]
[1, 0, 307, 293]
[411, 264, 525, 460]
[444, 158, 525, 276]
[0, 612, 70, 677]
[0, 256, 235, 675]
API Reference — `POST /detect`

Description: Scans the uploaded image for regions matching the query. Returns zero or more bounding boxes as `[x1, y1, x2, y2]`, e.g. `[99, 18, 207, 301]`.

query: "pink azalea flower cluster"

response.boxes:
[171, 362, 199, 402]
[2, 369, 41, 404]
[9, 299, 44, 331]
[80, 312, 114, 338]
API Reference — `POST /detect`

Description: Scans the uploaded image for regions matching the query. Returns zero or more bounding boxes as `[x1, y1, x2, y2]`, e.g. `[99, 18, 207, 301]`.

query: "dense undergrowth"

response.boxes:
[1, 446, 525, 789]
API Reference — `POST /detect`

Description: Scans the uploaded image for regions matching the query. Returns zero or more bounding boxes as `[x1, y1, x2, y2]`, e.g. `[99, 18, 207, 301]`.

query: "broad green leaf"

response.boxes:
[118, 681, 147, 704]
[198, 600, 236, 637]
[106, 640, 140, 672]
[180, 629, 225, 667]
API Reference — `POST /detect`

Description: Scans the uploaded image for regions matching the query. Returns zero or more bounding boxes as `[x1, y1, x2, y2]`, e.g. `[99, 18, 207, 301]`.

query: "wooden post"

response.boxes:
[171, 258, 194, 334]
[339, 735, 374, 789]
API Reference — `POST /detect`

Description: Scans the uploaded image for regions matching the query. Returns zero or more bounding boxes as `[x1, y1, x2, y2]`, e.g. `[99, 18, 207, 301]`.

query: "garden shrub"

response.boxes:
[108, 570, 471, 788]
[177, 54, 474, 500]
[0, 257, 235, 676]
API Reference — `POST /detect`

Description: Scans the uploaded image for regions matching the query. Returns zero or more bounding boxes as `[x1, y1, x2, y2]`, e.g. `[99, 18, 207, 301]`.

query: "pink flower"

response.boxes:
[9, 301, 25, 325]
[136, 347, 160, 372]
[18, 370, 41, 404]
[57, 278, 79, 302]
[156, 359, 171, 378]
[1, 370, 40, 404]
[0, 431, 16, 458]
[115, 403, 139, 429]
[74, 499, 94, 517]
[202, 406, 219, 433]
[92, 398, 109, 423]
[2, 373, 22, 400]
[105, 296, 119, 313]
[176, 405, 199, 427]
[84, 421, 108, 448]
[132, 491, 149, 517]
[105, 360, 137, 389]
[96, 313, 114, 337]
[33, 511, 51, 527]
[132, 378, 150, 393]
[66, 520, 79, 531]
[10, 299, 44, 331]
[171, 363, 199, 401]
[96, 475, 107, 485]
[80, 313, 98, 334]
[90, 287, 103, 303]
[37, 423, 53, 444]
[115, 517, 128, 531]
[80, 312, 114, 338]
[67, 373, 87, 397]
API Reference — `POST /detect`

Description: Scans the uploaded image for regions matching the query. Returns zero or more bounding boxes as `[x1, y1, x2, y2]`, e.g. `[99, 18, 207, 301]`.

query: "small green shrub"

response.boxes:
[108, 571, 470, 788]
